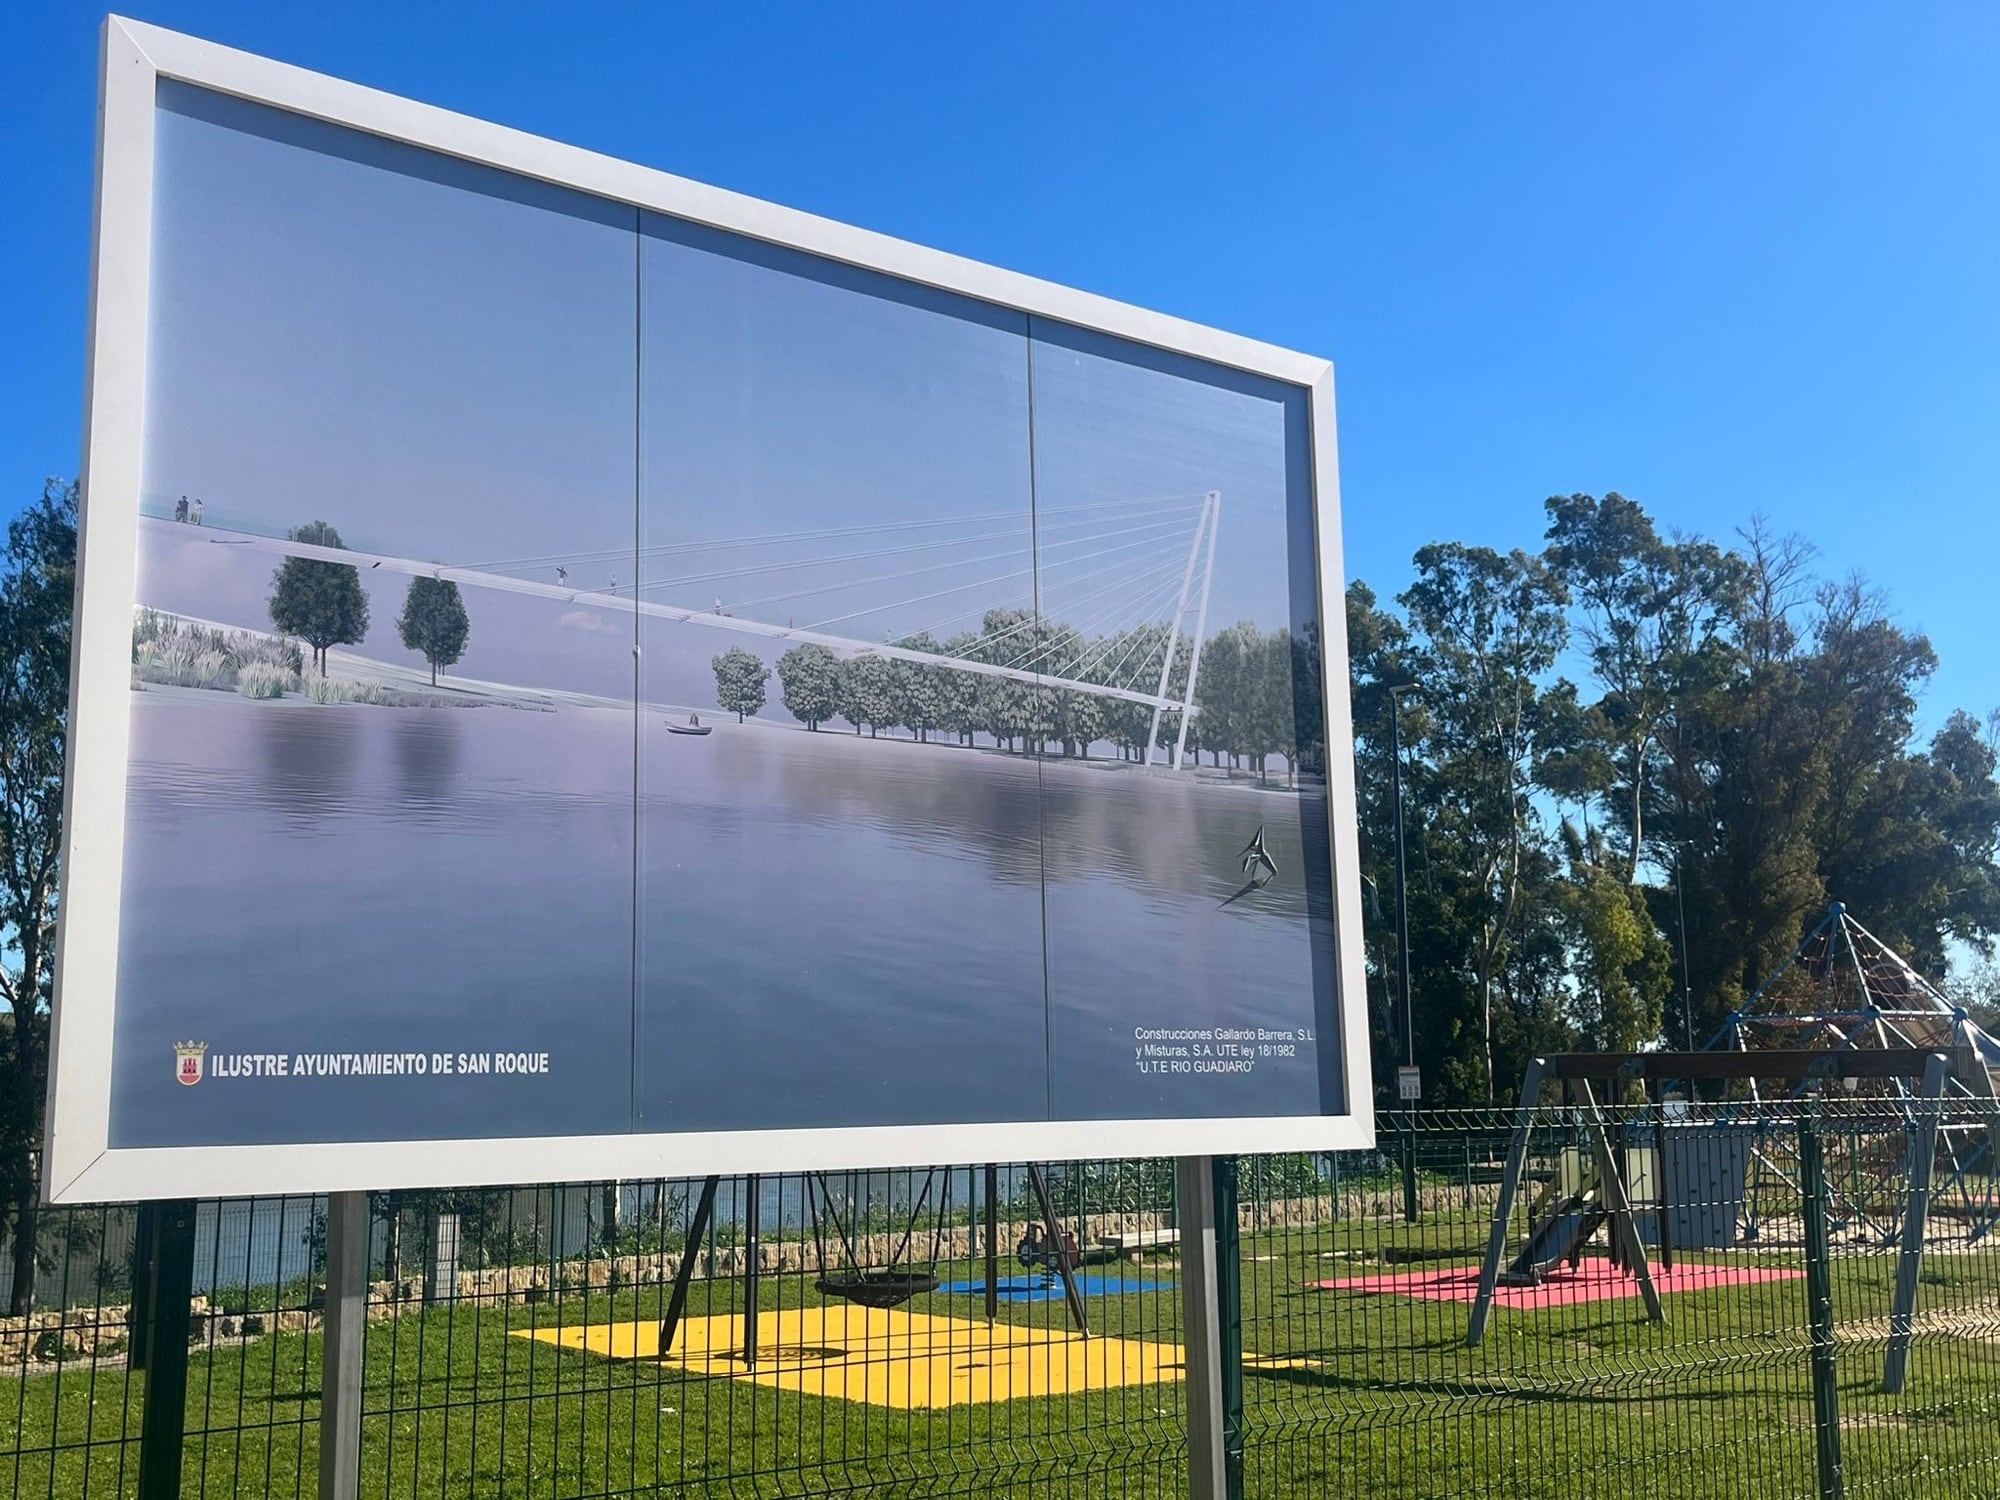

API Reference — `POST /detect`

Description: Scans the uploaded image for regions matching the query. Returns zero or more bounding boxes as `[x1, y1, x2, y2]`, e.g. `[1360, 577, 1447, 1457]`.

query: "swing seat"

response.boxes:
[815, 1270, 939, 1309]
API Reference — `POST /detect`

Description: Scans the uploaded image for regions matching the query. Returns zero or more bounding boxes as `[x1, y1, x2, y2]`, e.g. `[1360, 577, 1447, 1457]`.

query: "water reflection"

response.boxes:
[390, 713, 464, 819]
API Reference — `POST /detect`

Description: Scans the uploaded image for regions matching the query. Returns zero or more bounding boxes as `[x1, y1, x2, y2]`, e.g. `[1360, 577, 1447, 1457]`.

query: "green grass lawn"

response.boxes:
[9, 1210, 2000, 1498]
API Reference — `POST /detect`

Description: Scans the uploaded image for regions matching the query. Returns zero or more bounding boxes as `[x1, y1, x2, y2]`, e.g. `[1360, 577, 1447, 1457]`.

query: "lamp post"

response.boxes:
[1388, 685, 1418, 1224]
[1671, 841, 1695, 1050]
[1389, 686, 1416, 1075]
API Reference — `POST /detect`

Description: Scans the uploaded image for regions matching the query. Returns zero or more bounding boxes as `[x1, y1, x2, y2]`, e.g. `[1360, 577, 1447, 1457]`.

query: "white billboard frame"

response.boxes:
[46, 15, 1373, 1202]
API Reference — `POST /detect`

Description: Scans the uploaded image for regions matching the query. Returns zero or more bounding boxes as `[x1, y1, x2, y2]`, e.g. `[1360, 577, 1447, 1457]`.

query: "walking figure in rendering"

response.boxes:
[174, 495, 188, 523]
[190, 497, 204, 526]
[555, 565, 568, 587]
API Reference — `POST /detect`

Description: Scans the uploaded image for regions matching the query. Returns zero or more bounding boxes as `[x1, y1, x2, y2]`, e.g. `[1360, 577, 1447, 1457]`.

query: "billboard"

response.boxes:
[47, 17, 1371, 1201]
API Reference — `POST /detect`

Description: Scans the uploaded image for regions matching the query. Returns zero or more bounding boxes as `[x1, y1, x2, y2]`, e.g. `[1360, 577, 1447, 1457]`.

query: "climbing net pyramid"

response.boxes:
[1713, 903, 2000, 1242]
[1714, 901, 2000, 1094]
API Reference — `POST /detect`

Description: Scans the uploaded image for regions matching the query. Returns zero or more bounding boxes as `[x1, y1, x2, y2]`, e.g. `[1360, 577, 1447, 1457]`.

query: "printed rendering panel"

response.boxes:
[46, 18, 1369, 1199]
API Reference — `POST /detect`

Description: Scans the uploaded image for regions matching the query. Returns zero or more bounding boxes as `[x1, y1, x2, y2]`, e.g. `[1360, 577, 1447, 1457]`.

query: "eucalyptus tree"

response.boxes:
[1399, 543, 1570, 1099]
[1543, 492, 1747, 881]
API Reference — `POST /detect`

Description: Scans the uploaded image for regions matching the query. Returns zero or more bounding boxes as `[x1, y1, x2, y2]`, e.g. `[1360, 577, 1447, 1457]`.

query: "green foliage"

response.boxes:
[775, 642, 840, 729]
[837, 653, 897, 737]
[268, 520, 370, 673]
[396, 575, 470, 686]
[709, 645, 769, 722]
[0, 479, 74, 1314]
[1350, 492, 2000, 1107]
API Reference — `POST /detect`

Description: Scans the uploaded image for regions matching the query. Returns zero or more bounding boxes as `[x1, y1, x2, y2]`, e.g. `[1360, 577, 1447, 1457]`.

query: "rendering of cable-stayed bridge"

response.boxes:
[112, 83, 1339, 1152]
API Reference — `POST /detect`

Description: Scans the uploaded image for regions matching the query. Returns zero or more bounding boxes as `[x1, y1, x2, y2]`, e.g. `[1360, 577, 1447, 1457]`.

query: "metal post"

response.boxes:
[1800, 1118, 1845, 1500]
[983, 1165, 1000, 1322]
[659, 1176, 720, 1356]
[1027, 1164, 1088, 1336]
[1673, 842, 1695, 1050]
[1389, 685, 1416, 1088]
[1885, 1053, 1948, 1393]
[1469, 1058, 1544, 1346]
[1177, 1156, 1228, 1500]
[136, 1199, 196, 1500]
[319, 1191, 367, 1500]
[1401, 1116, 1419, 1224]
[742, 1176, 761, 1370]
[1211, 1157, 1244, 1500]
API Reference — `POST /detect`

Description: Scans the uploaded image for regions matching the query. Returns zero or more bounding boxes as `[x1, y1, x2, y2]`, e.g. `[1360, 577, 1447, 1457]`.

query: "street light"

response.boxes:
[1388, 685, 1418, 1073]
[1670, 840, 1696, 1050]
[1387, 684, 1419, 1225]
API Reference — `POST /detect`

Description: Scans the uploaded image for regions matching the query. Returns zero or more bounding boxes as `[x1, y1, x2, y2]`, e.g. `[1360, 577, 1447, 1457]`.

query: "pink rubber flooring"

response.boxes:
[1311, 1258, 1802, 1308]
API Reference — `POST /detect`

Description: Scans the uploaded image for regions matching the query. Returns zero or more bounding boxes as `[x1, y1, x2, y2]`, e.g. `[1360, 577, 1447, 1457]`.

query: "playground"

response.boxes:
[8, 1138, 2000, 1499]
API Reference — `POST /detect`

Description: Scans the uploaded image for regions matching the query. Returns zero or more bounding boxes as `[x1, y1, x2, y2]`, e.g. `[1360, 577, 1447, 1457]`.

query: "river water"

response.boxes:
[110, 693, 1340, 1148]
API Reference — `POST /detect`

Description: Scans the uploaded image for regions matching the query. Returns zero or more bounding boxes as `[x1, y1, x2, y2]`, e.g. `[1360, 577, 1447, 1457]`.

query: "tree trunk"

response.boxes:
[430, 660, 438, 687]
[9, 1198, 38, 1315]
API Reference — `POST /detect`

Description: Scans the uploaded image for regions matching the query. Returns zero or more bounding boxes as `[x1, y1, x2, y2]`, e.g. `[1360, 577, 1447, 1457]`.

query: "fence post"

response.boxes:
[983, 1165, 999, 1322]
[1800, 1117, 1844, 1500]
[135, 1199, 196, 1500]
[743, 1176, 761, 1370]
[1401, 1114, 1420, 1223]
[319, 1191, 368, 1500]
[1212, 1157, 1244, 1500]
[1177, 1156, 1228, 1500]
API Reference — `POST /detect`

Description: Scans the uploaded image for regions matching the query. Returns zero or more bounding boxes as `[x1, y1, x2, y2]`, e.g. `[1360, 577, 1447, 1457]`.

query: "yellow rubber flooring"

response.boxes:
[517, 1304, 1302, 1409]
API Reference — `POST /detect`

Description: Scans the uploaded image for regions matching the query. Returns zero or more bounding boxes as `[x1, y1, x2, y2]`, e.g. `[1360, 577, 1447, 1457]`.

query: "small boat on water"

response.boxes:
[664, 712, 712, 737]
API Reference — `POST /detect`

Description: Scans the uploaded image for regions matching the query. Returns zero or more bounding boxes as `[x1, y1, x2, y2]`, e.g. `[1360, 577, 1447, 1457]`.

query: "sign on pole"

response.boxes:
[1397, 1066, 1422, 1103]
[46, 17, 1374, 1200]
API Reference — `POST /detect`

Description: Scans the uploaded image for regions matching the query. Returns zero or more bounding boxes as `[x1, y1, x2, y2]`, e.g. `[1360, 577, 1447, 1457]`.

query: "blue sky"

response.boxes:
[7, 2, 2000, 727]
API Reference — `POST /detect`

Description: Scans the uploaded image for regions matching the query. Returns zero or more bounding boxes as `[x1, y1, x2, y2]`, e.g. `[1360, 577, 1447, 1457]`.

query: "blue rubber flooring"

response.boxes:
[936, 1274, 1175, 1302]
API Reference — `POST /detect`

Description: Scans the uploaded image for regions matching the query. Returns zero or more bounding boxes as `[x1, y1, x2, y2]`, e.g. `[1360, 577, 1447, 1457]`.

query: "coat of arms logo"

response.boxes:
[174, 1040, 208, 1087]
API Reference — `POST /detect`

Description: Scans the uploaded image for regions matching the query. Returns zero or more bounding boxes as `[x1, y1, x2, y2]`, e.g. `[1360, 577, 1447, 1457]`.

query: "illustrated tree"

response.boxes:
[0, 480, 73, 1314]
[1194, 626, 1245, 768]
[396, 575, 470, 686]
[269, 520, 370, 674]
[889, 634, 948, 742]
[775, 643, 839, 730]
[710, 645, 769, 722]
[1054, 687, 1105, 759]
[935, 632, 985, 746]
[839, 654, 897, 737]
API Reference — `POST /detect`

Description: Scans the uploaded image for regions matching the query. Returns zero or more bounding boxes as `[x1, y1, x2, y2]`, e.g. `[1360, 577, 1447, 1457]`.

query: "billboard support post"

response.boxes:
[319, 1191, 367, 1500]
[1176, 1157, 1228, 1500]
[1027, 1164, 1088, 1336]
[659, 1176, 721, 1356]
[1211, 1157, 1245, 1500]
[135, 1199, 195, 1500]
